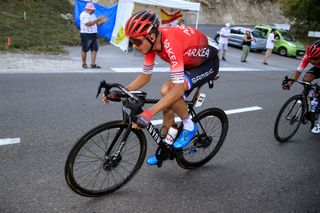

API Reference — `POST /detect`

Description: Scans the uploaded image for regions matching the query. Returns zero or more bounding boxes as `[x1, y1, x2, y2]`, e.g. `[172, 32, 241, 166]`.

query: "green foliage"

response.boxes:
[0, 0, 80, 53]
[280, 0, 320, 38]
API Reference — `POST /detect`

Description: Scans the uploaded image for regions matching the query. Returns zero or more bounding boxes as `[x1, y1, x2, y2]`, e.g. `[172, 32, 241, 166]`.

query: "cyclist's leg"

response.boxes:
[173, 50, 219, 149]
[302, 71, 316, 83]
[146, 81, 189, 165]
[304, 67, 320, 95]
[304, 68, 320, 133]
[303, 72, 316, 97]
[161, 81, 179, 135]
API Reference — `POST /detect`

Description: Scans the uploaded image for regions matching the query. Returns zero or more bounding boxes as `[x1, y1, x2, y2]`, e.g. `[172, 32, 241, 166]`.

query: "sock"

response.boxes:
[182, 115, 194, 131]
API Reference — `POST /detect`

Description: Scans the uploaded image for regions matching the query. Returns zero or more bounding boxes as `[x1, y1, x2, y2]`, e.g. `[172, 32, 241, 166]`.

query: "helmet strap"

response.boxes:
[146, 37, 156, 52]
[145, 29, 159, 52]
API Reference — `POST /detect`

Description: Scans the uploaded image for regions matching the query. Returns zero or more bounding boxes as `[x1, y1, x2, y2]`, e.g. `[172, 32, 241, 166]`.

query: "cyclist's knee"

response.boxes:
[161, 81, 173, 96]
[303, 73, 315, 82]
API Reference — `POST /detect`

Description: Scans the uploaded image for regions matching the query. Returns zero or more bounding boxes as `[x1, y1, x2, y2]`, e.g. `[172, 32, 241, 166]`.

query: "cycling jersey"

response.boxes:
[297, 55, 320, 72]
[143, 26, 218, 84]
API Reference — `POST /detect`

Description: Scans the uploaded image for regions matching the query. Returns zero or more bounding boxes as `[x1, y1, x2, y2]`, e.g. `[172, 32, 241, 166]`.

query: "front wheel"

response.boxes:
[176, 108, 228, 169]
[274, 95, 305, 143]
[65, 121, 147, 197]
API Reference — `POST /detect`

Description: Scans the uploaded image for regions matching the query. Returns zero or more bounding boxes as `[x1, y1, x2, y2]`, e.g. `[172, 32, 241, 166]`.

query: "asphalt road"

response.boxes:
[0, 38, 320, 212]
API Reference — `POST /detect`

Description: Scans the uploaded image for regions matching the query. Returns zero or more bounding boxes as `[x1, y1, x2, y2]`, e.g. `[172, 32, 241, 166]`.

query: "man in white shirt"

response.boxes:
[218, 23, 231, 61]
[263, 28, 277, 65]
[80, 2, 108, 69]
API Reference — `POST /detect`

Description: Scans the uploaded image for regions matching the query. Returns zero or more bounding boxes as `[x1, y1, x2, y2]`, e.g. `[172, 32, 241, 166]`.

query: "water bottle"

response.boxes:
[311, 98, 319, 113]
[164, 126, 178, 145]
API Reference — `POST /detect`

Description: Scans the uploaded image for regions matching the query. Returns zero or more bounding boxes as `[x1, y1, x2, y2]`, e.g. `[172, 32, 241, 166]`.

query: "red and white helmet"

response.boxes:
[306, 40, 320, 58]
[125, 11, 160, 38]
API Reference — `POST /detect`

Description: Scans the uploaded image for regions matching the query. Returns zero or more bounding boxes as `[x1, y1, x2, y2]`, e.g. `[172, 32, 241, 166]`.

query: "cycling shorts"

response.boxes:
[184, 47, 219, 97]
[80, 33, 98, 52]
[307, 66, 320, 79]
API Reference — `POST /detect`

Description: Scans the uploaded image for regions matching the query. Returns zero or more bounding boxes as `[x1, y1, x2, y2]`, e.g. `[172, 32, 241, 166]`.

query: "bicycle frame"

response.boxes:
[285, 77, 320, 123]
[101, 83, 213, 162]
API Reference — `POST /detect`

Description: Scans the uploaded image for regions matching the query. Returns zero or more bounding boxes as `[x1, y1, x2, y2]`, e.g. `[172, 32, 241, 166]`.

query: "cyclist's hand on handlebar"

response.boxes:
[134, 110, 152, 128]
[101, 93, 109, 104]
[282, 76, 294, 90]
[101, 91, 121, 104]
[282, 80, 293, 90]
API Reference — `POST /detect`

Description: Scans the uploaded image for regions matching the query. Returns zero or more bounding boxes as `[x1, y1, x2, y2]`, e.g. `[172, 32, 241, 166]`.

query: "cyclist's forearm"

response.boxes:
[291, 70, 301, 80]
[127, 74, 151, 91]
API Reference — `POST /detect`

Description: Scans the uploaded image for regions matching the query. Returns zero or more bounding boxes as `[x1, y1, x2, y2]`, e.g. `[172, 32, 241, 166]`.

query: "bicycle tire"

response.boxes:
[176, 108, 228, 169]
[274, 95, 305, 143]
[65, 121, 147, 197]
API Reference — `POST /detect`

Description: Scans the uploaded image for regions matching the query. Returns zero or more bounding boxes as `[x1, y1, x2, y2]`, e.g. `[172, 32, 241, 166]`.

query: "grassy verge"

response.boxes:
[0, 0, 82, 54]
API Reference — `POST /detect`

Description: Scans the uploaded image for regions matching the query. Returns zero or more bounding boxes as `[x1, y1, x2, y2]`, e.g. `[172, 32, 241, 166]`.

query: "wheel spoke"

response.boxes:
[274, 96, 304, 142]
[178, 109, 227, 168]
[65, 123, 146, 196]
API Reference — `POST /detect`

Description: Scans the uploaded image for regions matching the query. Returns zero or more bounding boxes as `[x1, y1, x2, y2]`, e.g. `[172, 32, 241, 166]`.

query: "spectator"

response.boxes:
[170, 19, 178, 26]
[178, 18, 185, 26]
[241, 30, 254, 62]
[80, 2, 108, 69]
[218, 23, 231, 61]
[263, 28, 277, 65]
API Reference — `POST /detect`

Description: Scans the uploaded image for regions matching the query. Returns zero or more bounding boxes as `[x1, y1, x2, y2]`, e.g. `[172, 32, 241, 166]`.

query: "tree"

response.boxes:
[280, 0, 320, 35]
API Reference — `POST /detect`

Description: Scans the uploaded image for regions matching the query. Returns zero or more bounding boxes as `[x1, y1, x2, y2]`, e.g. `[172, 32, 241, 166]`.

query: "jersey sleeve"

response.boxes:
[297, 55, 309, 72]
[143, 51, 156, 74]
[162, 38, 185, 84]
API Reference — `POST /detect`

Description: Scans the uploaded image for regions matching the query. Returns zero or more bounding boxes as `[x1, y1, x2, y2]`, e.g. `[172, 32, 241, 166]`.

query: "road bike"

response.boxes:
[65, 77, 228, 197]
[274, 76, 320, 142]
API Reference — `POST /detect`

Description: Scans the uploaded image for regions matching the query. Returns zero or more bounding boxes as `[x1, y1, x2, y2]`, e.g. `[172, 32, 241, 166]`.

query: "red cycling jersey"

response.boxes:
[297, 55, 320, 72]
[142, 26, 216, 84]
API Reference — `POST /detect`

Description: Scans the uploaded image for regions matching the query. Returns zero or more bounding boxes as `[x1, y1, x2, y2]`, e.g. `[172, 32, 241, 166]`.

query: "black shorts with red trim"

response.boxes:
[184, 46, 219, 97]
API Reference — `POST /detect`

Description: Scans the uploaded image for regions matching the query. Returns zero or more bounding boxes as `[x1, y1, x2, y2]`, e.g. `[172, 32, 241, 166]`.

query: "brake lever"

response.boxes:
[96, 80, 111, 98]
[282, 76, 289, 90]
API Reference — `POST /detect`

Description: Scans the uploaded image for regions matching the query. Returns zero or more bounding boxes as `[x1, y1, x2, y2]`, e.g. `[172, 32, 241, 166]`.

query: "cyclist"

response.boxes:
[283, 40, 320, 134]
[102, 11, 219, 165]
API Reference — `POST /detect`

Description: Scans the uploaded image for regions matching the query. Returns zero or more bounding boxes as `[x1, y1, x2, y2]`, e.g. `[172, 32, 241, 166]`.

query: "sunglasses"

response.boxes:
[129, 36, 147, 47]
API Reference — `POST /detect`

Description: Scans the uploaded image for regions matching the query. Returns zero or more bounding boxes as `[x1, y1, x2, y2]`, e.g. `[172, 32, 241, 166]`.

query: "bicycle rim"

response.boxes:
[176, 108, 228, 169]
[274, 95, 305, 143]
[65, 121, 147, 197]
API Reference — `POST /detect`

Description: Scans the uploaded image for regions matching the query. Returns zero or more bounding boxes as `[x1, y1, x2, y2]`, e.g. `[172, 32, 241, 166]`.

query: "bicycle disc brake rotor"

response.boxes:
[183, 134, 212, 156]
[194, 134, 212, 148]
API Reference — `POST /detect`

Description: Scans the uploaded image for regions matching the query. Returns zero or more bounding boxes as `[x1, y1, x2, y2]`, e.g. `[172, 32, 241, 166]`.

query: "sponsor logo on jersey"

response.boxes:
[184, 47, 210, 58]
[164, 39, 178, 68]
[179, 26, 194, 36]
[191, 68, 214, 84]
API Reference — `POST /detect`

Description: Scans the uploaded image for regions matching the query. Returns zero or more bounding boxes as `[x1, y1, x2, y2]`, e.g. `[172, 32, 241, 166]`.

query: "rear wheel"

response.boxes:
[176, 108, 228, 169]
[274, 95, 305, 143]
[65, 121, 147, 197]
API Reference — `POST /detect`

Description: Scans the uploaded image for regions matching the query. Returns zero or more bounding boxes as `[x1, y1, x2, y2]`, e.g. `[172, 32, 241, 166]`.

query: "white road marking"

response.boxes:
[151, 106, 263, 125]
[0, 138, 20, 146]
[0, 107, 263, 145]
[111, 67, 287, 73]
[225, 106, 263, 114]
